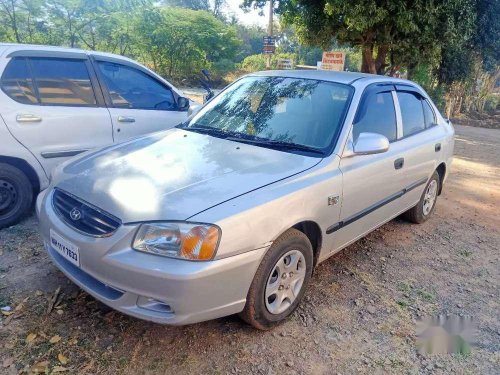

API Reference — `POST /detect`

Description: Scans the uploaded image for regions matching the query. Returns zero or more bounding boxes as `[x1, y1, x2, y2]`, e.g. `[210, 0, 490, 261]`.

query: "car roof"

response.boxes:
[248, 69, 411, 86]
[0, 43, 136, 63]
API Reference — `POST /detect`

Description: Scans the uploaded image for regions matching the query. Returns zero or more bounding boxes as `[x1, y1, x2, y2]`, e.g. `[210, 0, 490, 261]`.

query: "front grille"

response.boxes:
[52, 189, 121, 237]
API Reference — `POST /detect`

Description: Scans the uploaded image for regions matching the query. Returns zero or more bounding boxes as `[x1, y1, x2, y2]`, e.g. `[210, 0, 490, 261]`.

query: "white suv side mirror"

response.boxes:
[353, 132, 390, 155]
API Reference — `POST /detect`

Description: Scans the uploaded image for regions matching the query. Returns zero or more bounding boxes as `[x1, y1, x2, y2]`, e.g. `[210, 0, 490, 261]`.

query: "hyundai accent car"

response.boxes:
[37, 70, 454, 329]
[0, 43, 197, 228]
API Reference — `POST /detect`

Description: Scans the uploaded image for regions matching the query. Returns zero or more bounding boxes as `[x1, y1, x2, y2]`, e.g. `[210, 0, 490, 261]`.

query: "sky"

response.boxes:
[223, 0, 270, 28]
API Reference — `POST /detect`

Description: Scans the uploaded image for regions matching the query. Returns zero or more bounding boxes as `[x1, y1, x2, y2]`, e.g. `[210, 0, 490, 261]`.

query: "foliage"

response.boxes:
[243, 0, 478, 76]
[135, 6, 241, 80]
[233, 24, 266, 62]
[243, 0, 498, 115]
[0, 1, 241, 82]
[240, 52, 297, 72]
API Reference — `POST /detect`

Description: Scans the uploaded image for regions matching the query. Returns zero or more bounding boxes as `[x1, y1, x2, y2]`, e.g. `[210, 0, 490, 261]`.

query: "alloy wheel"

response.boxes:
[265, 249, 306, 315]
[423, 179, 438, 216]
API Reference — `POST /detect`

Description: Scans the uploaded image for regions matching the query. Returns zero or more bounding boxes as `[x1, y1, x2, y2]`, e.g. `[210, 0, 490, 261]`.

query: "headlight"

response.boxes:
[132, 222, 220, 261]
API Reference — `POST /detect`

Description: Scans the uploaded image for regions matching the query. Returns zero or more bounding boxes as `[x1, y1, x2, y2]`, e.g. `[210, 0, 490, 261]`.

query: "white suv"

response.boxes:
[0, 43, 196, 228]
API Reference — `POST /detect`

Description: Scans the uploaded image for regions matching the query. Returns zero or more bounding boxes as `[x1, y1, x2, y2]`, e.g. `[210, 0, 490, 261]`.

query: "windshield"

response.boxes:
[182, 76, 353, 155]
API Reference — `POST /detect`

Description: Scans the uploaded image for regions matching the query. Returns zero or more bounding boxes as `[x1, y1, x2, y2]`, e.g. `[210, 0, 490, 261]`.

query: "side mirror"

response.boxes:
[353, 132, 389, 155]
[177, 97, 190, 111]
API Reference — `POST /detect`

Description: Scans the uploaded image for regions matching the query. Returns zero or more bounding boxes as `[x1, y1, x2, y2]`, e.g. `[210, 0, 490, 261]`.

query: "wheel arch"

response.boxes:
[292, 220, 322, 268]
[435, 162, 446, 195]
[0, 155, 40, 194]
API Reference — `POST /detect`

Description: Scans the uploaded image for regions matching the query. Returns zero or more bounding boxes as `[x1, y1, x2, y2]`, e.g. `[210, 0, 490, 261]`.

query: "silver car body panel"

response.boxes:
[38, 70, 455, 324]
[51, 129, 322, 224]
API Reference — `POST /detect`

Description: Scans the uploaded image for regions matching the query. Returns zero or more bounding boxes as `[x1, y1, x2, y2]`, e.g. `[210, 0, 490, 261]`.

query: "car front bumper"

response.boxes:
[37, 189, 267, 325]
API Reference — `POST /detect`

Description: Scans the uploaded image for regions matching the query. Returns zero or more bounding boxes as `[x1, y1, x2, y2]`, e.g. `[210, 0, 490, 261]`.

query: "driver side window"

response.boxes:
[352, 91, 397, 142]
[97, 61, 175, 110]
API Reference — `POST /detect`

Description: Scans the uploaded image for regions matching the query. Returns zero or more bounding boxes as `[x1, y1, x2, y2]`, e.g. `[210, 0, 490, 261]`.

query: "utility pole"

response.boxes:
[266, 0, 273, 69]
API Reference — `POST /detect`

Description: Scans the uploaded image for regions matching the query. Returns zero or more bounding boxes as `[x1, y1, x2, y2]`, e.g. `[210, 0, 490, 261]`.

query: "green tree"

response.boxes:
[0, 0, 46, 43]
[243, 0, 478, 75]
[162, 0, 209, 11]
[135, 6, 241, 80]
[234, 23, 266, 61]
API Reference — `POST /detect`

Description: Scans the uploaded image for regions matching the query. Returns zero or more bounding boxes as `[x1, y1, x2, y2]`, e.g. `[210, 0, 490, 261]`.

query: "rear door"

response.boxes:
[0, 52, 113, 174]
[393, 86, 447, 208]
[92, 57, 188, 142]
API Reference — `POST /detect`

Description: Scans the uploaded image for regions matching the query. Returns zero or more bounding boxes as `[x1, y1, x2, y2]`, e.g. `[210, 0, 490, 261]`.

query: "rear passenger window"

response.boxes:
[353, 91, 397, 142]
[0, 58, 38, 104]
[397, 92, 425, 136]
[30, 58, 97, 106]
[422, 100, 436, 128]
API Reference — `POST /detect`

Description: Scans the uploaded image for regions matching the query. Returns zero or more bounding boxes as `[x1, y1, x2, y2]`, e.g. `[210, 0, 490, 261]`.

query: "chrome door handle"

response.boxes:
[16, 114, 42, 123]
[117, 116, 135, 123]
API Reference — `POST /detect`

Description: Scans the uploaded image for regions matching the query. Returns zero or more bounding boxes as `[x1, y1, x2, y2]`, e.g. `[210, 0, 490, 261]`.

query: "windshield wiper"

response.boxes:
[225, 137, 324, 155]
[179, 125, 233, 138]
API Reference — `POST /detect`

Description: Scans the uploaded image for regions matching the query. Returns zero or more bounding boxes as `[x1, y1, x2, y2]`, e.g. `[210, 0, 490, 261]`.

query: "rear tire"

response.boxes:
[0, 163, 33, 229]
[403, 171, 440, 224]
[239, 228, 313, 330]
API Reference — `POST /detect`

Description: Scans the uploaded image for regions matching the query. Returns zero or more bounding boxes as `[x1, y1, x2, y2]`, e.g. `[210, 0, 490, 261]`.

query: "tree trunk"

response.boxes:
[361, 43, 389, 75]
[375, 45, 388, 75]
[361, 44, 376, 74]
[10, 0, 21, 43]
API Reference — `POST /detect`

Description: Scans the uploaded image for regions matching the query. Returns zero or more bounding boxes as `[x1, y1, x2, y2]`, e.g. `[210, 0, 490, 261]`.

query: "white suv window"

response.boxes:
[97, 62, 176, 110]
[0, 58, 38, 104]
[30, 58, 97, 107]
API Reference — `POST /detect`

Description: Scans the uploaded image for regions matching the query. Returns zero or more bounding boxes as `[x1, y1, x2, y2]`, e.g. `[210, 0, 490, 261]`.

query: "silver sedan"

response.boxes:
[37, 70, 454, 329]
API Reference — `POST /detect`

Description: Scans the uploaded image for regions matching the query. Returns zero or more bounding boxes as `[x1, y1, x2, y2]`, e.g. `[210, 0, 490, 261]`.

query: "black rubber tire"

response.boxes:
[0, 163, 33, 229]
[239, 228, 313, 330]
[403, 171, 440, 224]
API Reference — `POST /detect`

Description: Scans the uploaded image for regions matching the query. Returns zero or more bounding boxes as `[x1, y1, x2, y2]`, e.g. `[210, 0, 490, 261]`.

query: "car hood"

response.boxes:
[54, 129, 321, 223]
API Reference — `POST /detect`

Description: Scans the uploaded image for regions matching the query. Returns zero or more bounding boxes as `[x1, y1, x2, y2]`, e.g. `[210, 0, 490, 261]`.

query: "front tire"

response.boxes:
[240, 228, 313, 330]
[403, 171, 440, 224]
[0, 163, 33, 229]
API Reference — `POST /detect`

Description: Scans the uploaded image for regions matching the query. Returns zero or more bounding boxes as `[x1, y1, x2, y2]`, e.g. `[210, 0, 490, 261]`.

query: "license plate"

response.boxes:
[50, 229, 80, 267]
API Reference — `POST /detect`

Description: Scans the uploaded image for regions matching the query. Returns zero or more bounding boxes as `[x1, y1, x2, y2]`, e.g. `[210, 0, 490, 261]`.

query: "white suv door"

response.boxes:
[93, 58, 188, 142]
[0, 52, 113, 174]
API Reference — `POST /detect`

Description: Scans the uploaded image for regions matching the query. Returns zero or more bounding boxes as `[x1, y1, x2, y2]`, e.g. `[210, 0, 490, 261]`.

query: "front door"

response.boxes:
[333, 85, 406, 250]
[0, 55, 113, 174]
[93, 59, 188, 142]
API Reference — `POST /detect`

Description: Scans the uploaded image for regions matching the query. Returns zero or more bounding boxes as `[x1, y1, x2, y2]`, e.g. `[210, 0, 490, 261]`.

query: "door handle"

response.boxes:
[394, 157, 404, 170]
[435, 143, 441, 152]
[16, 114, 42, 123]
[117, 116, 135, 123]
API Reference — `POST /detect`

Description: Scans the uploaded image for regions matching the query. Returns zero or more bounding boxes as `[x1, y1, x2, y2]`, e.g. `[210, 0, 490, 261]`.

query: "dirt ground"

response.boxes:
[0, 124, 499, 374]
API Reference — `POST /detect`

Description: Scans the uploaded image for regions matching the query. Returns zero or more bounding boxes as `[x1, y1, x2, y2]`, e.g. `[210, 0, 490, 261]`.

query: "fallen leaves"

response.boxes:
[52, 366, 69, 373]
[25, 333, 37, 344]
[2, 296, 29, 324]
[57, 353, 68, 365]
[30, 360, 49, 373]
[47, 286, 61, 314]
[1, 306, 13, 316]
[49, 335, 62, 344]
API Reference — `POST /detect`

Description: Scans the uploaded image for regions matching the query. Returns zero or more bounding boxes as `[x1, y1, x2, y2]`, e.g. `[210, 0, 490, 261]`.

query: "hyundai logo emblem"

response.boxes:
[69, 207, 82, 221]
